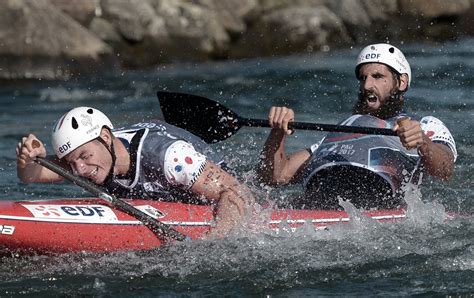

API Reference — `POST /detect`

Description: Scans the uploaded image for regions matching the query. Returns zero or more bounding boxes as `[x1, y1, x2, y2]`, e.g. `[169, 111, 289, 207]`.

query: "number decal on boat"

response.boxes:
[0, 224, 15, 235]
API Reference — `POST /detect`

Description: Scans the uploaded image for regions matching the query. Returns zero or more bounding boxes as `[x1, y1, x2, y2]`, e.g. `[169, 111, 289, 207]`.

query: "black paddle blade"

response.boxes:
[157, 91, 242, 143]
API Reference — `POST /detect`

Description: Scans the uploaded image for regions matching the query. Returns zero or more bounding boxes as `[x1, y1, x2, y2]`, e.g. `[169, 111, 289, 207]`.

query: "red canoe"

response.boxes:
[0, 198, 406, 255]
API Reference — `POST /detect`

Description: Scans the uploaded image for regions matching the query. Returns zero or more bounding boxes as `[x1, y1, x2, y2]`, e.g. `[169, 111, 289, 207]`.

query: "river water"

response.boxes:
[0, 39, 473, 296]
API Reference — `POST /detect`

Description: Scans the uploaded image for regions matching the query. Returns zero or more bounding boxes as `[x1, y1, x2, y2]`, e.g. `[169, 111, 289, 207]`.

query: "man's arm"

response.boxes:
[258, 106, 311, 185]
[162, 140, 255, 235]
[191, 161, 255, 235]
[258, 128, 310, 185]
[394, 119, 454, 181]
[417, 135, 454, 180]
[16, 134, 65, 183]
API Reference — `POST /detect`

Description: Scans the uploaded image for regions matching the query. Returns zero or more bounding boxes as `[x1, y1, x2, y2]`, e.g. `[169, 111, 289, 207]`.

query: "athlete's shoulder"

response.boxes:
[112, 123, 147, 140]
[419, 115, 457, 160]
[129, 120, 169, 130]
[420, 115, 447, 126]
[419, 115, 454, 139]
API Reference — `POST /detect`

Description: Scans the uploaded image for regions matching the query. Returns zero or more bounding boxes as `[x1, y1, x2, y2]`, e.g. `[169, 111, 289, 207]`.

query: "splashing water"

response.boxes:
[401, 179, 448, 225]
[0, 173, 471, 296]
[1, 39, 473, 295]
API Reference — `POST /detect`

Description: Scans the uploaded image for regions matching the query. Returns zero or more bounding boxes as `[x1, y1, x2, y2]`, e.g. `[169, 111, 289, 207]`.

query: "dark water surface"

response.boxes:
[0, 39, 473, 296]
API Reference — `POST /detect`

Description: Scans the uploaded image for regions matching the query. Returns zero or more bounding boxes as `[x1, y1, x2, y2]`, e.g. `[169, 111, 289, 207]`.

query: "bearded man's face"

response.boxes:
[353, 63, 405, 119]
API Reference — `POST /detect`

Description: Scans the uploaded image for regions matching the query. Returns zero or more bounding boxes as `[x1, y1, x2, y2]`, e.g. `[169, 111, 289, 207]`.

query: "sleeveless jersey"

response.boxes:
[103, 120, 224, 203]
[300, 114, 456, 209]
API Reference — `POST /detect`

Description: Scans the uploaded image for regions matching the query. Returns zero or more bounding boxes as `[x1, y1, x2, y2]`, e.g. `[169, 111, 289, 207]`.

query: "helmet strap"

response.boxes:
[390, 70, 407, 98]
[95, 135, 116, 185]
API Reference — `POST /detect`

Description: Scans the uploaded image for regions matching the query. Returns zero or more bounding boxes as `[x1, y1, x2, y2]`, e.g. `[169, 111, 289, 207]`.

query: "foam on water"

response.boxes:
[0, 185, 471, 296]
[1, 135, 471, 295]
[1, 38, 473, 295]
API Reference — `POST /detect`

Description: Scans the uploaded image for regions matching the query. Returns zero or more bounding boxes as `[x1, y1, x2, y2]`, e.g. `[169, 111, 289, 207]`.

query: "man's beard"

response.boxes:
[352, 88, 404, 119]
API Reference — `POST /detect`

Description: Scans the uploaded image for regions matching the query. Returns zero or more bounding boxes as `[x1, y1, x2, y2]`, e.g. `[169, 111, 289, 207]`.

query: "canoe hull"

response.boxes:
[0, 198, 406, 255]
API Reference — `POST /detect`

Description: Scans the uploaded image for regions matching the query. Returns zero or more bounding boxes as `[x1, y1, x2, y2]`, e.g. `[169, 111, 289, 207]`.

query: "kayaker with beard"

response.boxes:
[258, 43, 457, 210]
[16, 107, 255, 235]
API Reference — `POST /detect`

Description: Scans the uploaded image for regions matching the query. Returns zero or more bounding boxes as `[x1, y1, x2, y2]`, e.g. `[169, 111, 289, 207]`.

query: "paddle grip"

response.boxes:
[397, 117, 411, 128]
[32, 140, 41, 149]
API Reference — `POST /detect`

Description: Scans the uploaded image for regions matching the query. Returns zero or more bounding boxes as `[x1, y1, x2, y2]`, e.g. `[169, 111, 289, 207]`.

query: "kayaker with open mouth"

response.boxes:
[16, 107, 256, 235]
[258, 43, 457, 210]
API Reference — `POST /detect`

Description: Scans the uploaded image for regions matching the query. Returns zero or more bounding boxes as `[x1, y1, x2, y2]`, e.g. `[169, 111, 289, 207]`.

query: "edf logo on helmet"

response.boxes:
[365, 53, 381, 60]
[58, 141, 71, 155]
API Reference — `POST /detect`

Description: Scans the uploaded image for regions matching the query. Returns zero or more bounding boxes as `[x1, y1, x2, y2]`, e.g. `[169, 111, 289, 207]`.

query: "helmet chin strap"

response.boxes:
[95, 136, 116, 185]
[392, 72, 408, 98]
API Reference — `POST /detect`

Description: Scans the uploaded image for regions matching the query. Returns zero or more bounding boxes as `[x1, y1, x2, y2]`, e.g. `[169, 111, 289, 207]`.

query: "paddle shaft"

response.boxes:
[35, 157, 189, 242]
[157, 91, 399, 144]
[240, 118, 398, 136]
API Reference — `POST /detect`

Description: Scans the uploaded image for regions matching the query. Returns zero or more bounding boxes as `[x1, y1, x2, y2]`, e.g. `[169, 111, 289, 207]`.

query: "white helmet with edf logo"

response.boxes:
[51, 107, 113, 159]
[355, 43, 411, 88]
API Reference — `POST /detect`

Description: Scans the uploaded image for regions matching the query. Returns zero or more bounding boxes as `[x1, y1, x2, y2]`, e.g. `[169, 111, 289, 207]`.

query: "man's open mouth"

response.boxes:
[366, 94, 378, 103]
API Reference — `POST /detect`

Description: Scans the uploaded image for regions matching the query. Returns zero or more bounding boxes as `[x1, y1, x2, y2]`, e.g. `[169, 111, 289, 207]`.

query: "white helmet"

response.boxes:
[51, 107, 113, 159]
[355, 43, 411, 88]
